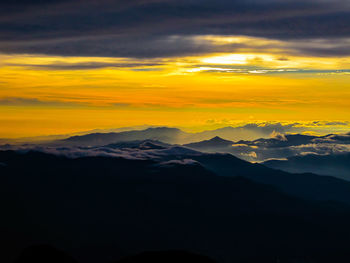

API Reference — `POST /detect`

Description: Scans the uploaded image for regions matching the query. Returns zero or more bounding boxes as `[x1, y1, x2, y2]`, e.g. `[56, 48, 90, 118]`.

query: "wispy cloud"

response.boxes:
[0, 97, 79, 107]
[6, 61, 163, 71]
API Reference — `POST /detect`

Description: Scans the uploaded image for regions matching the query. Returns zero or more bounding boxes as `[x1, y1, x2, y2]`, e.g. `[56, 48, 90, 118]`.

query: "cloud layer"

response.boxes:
[0, 0, 349, 58]
[2, 126, 350, 181]
[2, 125, 350, 163]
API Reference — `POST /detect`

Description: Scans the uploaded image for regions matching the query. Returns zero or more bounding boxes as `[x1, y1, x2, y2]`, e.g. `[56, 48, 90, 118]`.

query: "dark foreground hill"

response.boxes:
[2, 151, 350, 263]
[14, 246, 217, 263]
[116, 250, 217, 263]
[14, 245, 78, 263]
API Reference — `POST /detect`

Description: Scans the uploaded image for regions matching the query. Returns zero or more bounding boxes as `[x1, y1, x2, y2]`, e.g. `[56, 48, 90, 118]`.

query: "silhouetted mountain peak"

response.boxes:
[184, 136, 233, 150]
[58, 127, 189, 146]
[210, 136, 232, 143]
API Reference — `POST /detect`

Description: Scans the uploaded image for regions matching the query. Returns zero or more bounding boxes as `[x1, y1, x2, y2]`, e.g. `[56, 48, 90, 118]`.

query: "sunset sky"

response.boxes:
[1, 0, 349, 138]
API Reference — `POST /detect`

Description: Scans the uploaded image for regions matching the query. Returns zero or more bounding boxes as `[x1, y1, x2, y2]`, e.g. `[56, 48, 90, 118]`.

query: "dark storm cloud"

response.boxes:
[0, 0, 349, 58]
[0, 34, 233, 58]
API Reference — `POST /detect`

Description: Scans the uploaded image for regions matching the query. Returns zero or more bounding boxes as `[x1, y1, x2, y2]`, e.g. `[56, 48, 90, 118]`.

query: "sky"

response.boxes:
[0, 0, 350, 138]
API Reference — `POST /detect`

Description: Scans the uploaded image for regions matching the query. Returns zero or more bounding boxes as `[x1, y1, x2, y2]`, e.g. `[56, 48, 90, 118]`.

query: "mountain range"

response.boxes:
[2, 127, 350, 262]
[1, 123, 313, 145]
[2, 126, 350, 180]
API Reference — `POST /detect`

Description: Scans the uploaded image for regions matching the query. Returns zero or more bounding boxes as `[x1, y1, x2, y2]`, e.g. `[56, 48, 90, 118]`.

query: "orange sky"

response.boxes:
[1, 36, 350, 138]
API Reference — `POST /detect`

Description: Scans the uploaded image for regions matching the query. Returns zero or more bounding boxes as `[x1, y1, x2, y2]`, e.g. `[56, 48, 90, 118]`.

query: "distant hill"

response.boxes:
[46, 124, 312, 146]
[58, 127, 189, 146]
[244, 134, 317, 148]
[52, 127, 323, 148]
[263, 153, 350, 181]
[56, 126, 283, 147]
[183, 133, 350, 162]
[184, 136, 233, 151]
[182, 134, 319, 162]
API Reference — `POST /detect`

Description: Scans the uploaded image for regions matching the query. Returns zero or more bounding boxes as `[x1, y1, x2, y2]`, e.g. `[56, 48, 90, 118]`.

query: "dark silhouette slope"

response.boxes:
[263, 153, 350, 181]
[14, 245, 78, 263]
[185, 153, 350, 205]
[1, 150, 350, 263]
[116, 251, 217, 263]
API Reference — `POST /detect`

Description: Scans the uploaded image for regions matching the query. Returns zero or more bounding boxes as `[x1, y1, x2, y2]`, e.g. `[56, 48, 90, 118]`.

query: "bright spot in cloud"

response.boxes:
[202, 54, 249, 64]
[201, 53, 275, 65]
